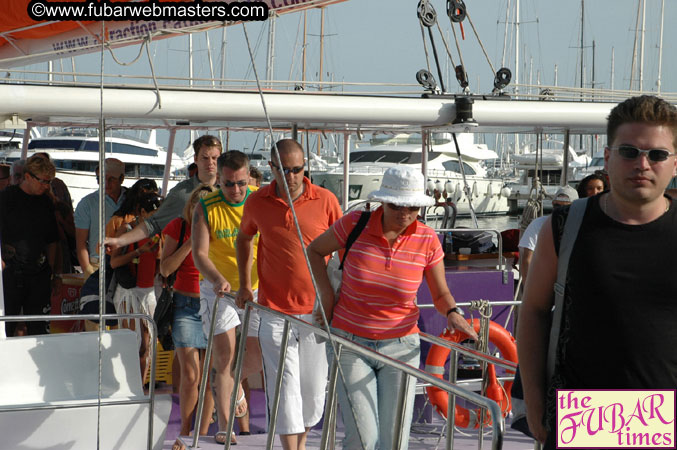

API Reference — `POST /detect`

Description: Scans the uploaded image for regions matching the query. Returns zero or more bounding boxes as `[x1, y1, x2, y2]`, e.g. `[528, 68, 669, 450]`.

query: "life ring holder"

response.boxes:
[424, 319, 517, 428]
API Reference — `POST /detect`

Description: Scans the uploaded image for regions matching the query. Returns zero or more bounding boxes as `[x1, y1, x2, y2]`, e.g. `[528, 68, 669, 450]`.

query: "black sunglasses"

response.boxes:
[271, 162, 304, 175]
[609, 145, 675, 163]
[27, 171, 52, 185]
[386, 203, 420, 212]
[223, 180, 248, 188]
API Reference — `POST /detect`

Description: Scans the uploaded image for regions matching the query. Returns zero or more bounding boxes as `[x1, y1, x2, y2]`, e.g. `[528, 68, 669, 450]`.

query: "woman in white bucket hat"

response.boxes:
[308, 166, 477, 449]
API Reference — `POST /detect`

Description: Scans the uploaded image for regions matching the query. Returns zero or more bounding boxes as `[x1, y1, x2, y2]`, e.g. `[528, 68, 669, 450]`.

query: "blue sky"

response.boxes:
[13, 0, 677, 154]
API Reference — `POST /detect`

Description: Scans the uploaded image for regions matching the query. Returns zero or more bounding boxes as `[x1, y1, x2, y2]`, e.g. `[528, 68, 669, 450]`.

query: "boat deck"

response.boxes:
[161, 388, 536, 450]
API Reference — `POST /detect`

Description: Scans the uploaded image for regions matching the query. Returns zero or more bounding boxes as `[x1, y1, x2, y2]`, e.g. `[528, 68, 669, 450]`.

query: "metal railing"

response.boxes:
[0, 313, 157, 450]
[201, 299, 510, 450]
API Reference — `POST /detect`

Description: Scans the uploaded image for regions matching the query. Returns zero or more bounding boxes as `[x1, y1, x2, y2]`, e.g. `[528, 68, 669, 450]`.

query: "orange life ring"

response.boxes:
[424, 319, 518, 428]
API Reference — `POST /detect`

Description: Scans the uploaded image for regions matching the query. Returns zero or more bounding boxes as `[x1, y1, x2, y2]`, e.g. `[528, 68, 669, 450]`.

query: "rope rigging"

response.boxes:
[415, 0, 513, 94]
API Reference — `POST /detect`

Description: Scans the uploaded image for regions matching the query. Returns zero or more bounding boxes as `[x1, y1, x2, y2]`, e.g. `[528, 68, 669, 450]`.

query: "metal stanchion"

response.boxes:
[477, 302, 493, 450]
[393, 371, 413, 449]
[224, 303, 252, 450]
[266, 319, 291, 449]
[447, 347, 459, 450]
[320, 343, 342, 450]
[192, 293, 222, 449]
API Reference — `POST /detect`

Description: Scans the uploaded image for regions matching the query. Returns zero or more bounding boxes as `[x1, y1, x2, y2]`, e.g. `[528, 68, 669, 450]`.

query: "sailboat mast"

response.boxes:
[514, 0, 519, 97]
[610, 47, 615, 91]
[220, 27, 227, 86]
[317, 7, 325, 155]
[579, 0, 584, 93]
[319, 7, 325, 90]
[266, 13, 276, 89]
[639, 0, 646, 91]
[501, 0, 511, 67]
[657, 0, 665, 93]
[629, 0, 641, 90]
[188, 34, 193, 84]
[579, 0, 584, 152]
[302, 10, 307, 89]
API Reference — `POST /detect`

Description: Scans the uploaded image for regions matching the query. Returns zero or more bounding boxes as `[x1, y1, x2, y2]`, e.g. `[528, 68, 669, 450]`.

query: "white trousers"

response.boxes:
[258, 311, 328, 435]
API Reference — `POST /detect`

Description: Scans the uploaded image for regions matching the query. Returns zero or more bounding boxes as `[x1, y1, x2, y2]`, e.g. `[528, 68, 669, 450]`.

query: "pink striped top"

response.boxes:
[331, 207, 444, 339]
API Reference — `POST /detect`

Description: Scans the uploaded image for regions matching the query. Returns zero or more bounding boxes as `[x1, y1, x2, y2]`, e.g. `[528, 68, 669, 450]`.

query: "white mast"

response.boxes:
[266, 12, 276, 89]
[501, 0, 511, 67]
[657, 0, 665, 93]
[514, 0, 519, 97]
[629, 0, 641, 90]
[610, 47, 615, 91]
[639, 0, 646, 91]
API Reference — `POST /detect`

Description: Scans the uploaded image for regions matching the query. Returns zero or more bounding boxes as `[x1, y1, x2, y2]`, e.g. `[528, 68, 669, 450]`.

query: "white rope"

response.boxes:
[143, 35, 162, 109]
[434, 21, 456, 71]
[419, 22, 432, 75]
[449, 24, 468, 90]
[105, 37, 148, 66]
[464, 11, 496, 76]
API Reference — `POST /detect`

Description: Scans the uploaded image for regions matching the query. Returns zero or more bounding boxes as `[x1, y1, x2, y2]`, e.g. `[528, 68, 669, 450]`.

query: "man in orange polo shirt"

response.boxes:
[236, 139, 341, 450]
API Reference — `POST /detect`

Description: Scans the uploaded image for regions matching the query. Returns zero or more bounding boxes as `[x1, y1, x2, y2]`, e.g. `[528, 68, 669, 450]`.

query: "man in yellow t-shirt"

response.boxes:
[192, 150, 258, 445]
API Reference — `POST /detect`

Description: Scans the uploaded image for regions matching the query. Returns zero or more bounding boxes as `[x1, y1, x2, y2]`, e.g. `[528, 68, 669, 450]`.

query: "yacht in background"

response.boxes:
[506, 140, 591, 209]
[0, 127, 190, 206]
[312, 133, 511, 216]
[574, 150, 605, 181]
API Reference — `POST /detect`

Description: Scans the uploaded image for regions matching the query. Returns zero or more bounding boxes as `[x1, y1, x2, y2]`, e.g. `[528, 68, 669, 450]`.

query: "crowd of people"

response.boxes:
[2, 94, 676, 450]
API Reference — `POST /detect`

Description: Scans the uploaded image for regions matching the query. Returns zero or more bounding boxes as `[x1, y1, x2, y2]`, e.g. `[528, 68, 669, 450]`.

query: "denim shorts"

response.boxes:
[172, 292, 207, 349]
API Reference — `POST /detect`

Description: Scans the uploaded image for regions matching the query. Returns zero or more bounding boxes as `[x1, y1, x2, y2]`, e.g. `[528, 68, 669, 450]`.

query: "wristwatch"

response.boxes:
[446, 307, 461, 317]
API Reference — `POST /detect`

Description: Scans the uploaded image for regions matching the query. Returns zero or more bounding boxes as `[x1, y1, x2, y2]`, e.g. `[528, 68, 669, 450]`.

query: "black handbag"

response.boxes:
[115, 223, 138, 289]
[153, 220, 186, 351]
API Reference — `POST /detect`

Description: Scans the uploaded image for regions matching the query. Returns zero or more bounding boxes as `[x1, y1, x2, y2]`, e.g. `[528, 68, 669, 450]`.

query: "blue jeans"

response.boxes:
[328, 328, 420, 450]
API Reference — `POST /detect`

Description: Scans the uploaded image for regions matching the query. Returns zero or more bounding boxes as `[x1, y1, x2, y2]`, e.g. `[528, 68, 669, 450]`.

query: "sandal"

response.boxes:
[215, 431, 237, 445]
[234, 387, 248, 418]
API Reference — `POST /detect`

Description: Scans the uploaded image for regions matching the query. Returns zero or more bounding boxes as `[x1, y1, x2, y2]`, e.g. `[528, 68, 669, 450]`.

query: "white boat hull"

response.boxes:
[313, 170, 510, 216]
[56, 169, 182, 207]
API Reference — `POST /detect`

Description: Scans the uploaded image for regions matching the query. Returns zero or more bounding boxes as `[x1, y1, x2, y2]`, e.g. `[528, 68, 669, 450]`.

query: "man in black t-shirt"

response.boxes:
[1, 154, 59, 336]
[518, 95, 677, 448]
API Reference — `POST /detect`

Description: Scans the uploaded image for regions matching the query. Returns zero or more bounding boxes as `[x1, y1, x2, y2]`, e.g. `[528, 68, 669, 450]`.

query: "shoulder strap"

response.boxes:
[120, 222, 137, 254]
[167, 219, 187, 288]
[546, 197, 589, 380]
[178, 218, 187, 247]
[339, 210, 372, 270]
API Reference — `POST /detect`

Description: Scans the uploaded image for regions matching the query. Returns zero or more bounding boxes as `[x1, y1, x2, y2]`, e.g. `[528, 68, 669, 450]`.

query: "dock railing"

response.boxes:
[206, 299, 510, 450]
[0, 313, 158, 450]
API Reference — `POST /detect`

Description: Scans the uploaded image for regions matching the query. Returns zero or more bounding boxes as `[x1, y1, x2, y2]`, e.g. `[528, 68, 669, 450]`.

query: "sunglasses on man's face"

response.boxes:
[386, 203, 420, 212]
[609, 145, 676, 163]
[223, 179, 248, 188]
[27, 171, 52, 185]
[271, 162, 304, 175]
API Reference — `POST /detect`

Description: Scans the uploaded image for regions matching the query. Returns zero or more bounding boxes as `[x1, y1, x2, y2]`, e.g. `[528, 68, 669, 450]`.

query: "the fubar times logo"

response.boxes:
[557, 390, 676, 448]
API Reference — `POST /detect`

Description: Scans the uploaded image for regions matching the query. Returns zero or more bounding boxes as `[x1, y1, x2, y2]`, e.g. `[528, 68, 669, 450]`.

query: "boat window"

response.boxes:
[349, 151, 442, 164]
[526, 169, 561, 185]
[441, 160, 476, 175]
[51, 160, 98, 172]
[29, 139, 85, 150]
[139, 164, 165, 177]
[81, 141, 158, 156]
[590, 157, 604, 166]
